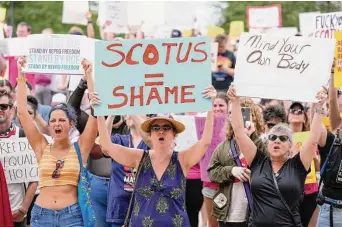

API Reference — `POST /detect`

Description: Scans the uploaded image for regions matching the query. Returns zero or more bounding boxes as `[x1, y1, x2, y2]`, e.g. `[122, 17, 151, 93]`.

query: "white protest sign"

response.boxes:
[62, 1, 89, 26]
[25, 34, 86, 75]
[211, 42, 218, 71]
[98, 1, 128, 34]
[314, 12, 342, 39]
[7, 37, 28, 56]
[299, 12, 320, 37]
[164, 2, 194, 29]
[0, 138, 38, 184]
[234, 33, 336, 102]
[247, 4, 282, 29]
[0, 40, 8, 55]
[173, 115, 198, 151]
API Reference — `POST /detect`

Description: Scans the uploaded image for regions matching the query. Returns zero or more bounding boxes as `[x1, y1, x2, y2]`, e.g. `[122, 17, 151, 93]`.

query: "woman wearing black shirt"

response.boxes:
[227, 85, 327, 227]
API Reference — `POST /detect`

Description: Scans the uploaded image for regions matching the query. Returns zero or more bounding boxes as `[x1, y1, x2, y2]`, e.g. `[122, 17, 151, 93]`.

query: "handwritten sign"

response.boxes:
[335, 31, 342, 87]
[229, 21, 244, 39]
[207, 26, 225, 39]
[293, 131, 317, 184]
[314, 12, 342, 39]
[174, 115, 198, 151]
[211, 42, 218, 71]
[62, 1, 89, 26]
[0, 138, 38, 184]
[25, 34, 86, 75]
[234, 33, 335, 102]
[0, 40, 8, 55]
[196, 116, 226, 182]
[247, 4, 282, 29]
[94, 37, 212, 116]
[299, 12, 320, 37]
[98, 1, 128, 34]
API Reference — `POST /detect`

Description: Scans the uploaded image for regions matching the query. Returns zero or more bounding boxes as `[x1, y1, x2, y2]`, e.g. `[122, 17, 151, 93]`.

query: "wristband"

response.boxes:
[87, 21, 93, 24]
[16, 77, 27, 83]
[90, 107, 97, 119]
[314, 107, 325, 115]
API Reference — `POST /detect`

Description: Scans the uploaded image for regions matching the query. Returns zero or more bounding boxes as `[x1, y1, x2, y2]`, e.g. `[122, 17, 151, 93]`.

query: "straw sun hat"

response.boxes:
[141, 114, 185, 134]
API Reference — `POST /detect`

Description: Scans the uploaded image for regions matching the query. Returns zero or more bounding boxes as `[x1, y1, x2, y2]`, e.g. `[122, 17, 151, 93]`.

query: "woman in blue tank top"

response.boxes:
[91, 85, 216, 227]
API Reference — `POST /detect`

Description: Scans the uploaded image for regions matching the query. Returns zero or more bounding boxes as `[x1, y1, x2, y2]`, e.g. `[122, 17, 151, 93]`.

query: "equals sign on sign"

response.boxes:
[145, 73, 164, 86]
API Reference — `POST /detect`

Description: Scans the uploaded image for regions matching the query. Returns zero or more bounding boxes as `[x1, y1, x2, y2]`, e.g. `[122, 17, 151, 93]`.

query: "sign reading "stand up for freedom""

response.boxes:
[94, 37, 212, 116]
[234, 33, 335, 102]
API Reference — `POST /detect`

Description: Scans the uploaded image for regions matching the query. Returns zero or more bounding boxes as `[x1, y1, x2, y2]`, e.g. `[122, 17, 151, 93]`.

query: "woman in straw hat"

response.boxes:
[90, 85, 216, 227]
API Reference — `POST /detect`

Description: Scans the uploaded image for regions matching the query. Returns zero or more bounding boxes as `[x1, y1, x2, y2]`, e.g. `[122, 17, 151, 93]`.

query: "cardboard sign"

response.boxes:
[98, 1, 128, 34]
[0, 7, 6, 22]
[94, 37, 212, 116]
[62, 1, 89, 26]
[0, 138, 38, 184]
[196, 116, 226, 182]
[313, 12, 342, 39]
[207, 25, 225, 39]
[229, 21, 244, 39]
[293, 131, 317, 184]
[299, 12, 320, 37]
[234, 33, 335, 102]
[247, 4, 282, 29]
[335, 31, 342, 87]
[25, 34, 86, 75]
[173, 115, 198, 151]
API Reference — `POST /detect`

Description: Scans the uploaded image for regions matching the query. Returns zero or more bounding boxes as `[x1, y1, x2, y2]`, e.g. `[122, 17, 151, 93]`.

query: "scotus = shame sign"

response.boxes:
[0, 138, 38, 184]
[25, 34, 87, 75]
[314, 12, 342, 39]
[94, 37, 212, 116]
[234, 32, 336, 103]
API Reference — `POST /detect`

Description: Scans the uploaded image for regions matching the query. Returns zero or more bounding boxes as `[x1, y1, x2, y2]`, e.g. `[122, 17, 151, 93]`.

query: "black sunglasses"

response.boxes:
[289, 108, 304, 115]
[268, 134, 289, 142]
[0, 104, 12, 111]
[150, 124, 172, 132]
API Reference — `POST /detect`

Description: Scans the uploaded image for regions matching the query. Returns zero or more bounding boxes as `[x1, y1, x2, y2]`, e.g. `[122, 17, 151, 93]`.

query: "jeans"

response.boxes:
[89, 173, 111, 227]
[30, 203, 83, 227]
[317, 203, 342, 226]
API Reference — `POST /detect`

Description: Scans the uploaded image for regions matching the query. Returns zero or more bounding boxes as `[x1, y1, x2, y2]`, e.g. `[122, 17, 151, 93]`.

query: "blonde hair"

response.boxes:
[226, 97, 265, 140]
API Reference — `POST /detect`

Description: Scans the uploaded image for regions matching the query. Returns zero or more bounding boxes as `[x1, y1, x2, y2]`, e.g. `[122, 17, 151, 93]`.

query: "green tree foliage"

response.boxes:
[0, 1, 101, 38]
[221, 1, 342, 32]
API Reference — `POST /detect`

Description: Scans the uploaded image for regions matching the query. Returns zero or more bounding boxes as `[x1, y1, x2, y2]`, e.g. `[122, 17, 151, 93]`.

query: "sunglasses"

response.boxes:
[0, 104, 12, 111]
[267, 123, 276, 129]
[150, 124, 173, 132]
[52, 160, 64, 179]
[268, 134, 289, 142]
[289, 108, 304, 115]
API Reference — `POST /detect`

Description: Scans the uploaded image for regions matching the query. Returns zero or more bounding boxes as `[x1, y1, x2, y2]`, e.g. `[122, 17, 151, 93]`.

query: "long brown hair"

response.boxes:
[226, 98, 265, 140]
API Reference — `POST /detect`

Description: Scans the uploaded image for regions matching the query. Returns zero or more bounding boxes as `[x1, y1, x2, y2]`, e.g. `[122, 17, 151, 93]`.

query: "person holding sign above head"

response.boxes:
[208, 97, 265, 227]
[227, 84, 328, 227]
[91, 85, 216, 227]
[16, 56, 98, 227]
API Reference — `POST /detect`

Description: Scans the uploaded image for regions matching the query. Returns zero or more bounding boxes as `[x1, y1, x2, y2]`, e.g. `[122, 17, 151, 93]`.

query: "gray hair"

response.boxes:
[267, 123, 293, 143]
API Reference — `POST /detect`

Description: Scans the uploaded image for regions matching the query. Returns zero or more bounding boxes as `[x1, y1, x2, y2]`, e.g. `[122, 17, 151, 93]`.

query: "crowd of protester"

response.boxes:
[0, 10, 341, 227]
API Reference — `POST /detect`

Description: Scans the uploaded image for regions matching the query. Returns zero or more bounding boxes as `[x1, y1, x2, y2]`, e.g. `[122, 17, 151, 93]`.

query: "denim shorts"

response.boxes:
[202, 187, 218, 199]
[317, 203, 342, 226]
[30, 203, 83, 227]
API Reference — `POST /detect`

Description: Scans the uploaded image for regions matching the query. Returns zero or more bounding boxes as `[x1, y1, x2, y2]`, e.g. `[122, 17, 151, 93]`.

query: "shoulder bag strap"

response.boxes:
[73, 142, 83, 167]
[123, 150, 147, 227]
[270, 161, 298, 227]
[230, 139, 253, 211]
[318, 135, 337, 190]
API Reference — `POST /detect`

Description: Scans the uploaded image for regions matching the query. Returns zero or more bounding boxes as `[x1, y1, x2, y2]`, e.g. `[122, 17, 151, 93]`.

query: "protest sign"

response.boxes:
[98, 1, 128, 34]
[247, 4, 282, 29]
[229, 21, 244, 39]
[0, 40, 8, 55]
[7, 37, 28, 56]
[94, 36, 212, 116]
[62, 1, 89, 26]
[207, 26, 225, 39]
[335, 31, 342, 87]
[293, 131, 317, 184]
[196, 116, 226, 182]
[25, 34, 86, 75]
[0, 138, 38, 184]
[173, 115, 198, 151]
[299, 12, 320, 37]
[314, 12, 342, 39]
[211, 42, 218, 71]
[0, 7, 6, 22]
[234, 33, 335, 102]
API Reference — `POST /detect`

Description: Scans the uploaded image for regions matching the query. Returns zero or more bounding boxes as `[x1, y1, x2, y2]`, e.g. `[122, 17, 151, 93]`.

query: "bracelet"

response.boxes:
[16, 77, 27, 83]
[90, 107, 97, 119]
[87, 21, 93, 24]
[314, 107, 325, 115]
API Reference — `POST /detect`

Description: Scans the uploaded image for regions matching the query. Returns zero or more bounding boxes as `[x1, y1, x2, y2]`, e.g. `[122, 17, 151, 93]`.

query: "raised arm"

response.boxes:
[329, 70, 341, 131]
[131, 115, 153, 148]
[16, 57, 47, 158]
[85, 12, 95, 38]
[301, 90, 328, 170]
[228, 85, 257, 165]
[178, 86, 215, 175]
